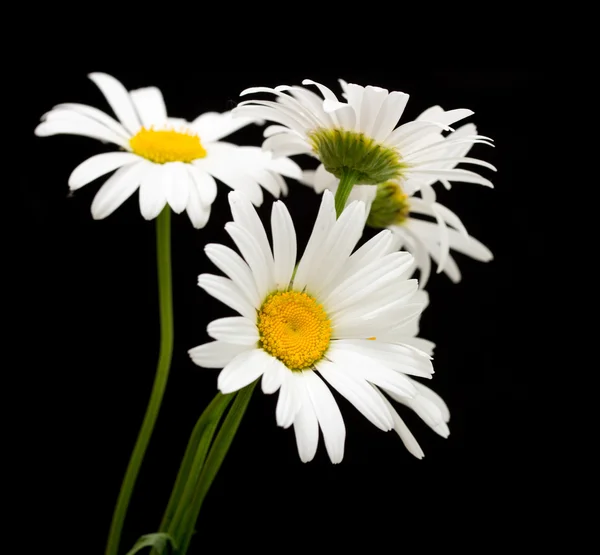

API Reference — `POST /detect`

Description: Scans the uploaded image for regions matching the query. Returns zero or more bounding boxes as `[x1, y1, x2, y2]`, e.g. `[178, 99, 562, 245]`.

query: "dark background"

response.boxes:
[16, 65, 548, 553]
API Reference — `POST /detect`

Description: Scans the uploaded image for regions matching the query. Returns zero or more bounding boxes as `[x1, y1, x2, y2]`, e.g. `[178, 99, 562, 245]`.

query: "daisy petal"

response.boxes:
[53, 102, 130, 140]
[69, 152, 141, 190]
[276, 370, 301, 429]
[303, 371, 345, 463]
[218, 348, 270, 394]
[292, 374, 320, 462]
[197, 274, 256, 320]
[139, 165, 167, 220]
[129, 86, 168, 128]
[271, 201, 297, 289]
[188, 341, 251, 368]
[34, 117, 130, 149]
[163, 162, 190, 214]
[185, 176, 211, 229]
[294, 190, 336, 290]
[88, 72, 140, 135]
[228, 191, 275, 271]
[225, 222, 272, 301]
[91, 161, 148, 220]
[317, 359, 394, 431]
[261, 356, 288, 394]
[376, 391, 424, 459]
[187, 165, 218, 206]
[192, 111, 258, 143]
[204, 244, 261, 308]
[207, 316, 259, 345]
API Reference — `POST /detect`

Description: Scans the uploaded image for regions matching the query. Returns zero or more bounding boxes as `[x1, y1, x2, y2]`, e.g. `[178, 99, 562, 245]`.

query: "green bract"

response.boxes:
[366, 181, 411, 229]
[308, 128, 407, 185]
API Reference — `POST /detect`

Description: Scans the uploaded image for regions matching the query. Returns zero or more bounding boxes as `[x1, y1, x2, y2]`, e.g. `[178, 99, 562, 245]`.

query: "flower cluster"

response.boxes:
[36, 73, 494, 555]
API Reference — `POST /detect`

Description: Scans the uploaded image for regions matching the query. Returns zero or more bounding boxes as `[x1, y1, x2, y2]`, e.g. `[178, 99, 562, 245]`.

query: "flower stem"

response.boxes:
[105, 207, 174, 555]
[334, 169, 360, 217]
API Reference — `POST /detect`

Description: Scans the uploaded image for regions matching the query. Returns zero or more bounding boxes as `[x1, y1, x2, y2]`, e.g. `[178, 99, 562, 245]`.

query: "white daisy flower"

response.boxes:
[34, 72, 301, 227]
[301, 109, 495, 287]
[233, 78, 493, 213]
[189, 190, 450, 463]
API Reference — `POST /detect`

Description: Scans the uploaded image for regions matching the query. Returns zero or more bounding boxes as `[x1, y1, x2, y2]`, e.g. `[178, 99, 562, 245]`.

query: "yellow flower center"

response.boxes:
[129, 127, 207, 164]
[257, 291, 332, 371]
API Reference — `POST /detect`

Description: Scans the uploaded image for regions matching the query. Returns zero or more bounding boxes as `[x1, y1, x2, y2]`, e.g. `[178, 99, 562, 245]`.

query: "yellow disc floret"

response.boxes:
[257, 291, 332, 371]
[129, 127, 207, 164]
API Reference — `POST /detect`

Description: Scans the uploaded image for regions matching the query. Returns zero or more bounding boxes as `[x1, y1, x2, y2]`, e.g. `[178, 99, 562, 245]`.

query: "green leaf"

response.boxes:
[176, 380, 258, 553]
[125, 533, 176, 555]
[159, 392, 237, 534]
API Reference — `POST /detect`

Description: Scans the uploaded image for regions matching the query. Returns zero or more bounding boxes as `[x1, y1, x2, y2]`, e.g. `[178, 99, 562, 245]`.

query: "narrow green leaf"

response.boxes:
[125, 533, 175, 555]
[176, 380, 257, 553]
[159, 392, 236, 533]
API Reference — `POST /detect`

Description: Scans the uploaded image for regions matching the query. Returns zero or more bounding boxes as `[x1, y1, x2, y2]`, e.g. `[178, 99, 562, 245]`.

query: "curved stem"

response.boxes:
[334, 169, 360, 217]
[105, 207, 174, 555]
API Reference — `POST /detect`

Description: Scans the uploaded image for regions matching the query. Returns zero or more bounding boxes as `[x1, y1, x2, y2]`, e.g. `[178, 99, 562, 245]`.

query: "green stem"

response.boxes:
[105, 207, 174, 555]
[334, 169, 360, 217]
[174, 381, 257, 554]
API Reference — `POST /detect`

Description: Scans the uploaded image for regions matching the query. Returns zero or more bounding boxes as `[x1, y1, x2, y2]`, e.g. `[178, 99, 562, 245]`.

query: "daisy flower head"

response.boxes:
[189, 190, 450, 463]
[234, 79, 493, 214]
[34, 73, 301, 227]
[301, 106, 495, 286]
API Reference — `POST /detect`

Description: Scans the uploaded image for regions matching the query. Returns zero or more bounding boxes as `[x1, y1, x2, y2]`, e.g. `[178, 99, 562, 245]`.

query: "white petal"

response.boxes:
[307, 201, 366, 296]
[163, 162, 190, 214]
[372, 91, 410, 142]
[332, 229, 396, 287]
[313, 163, 338, 193]
[292, 374, 320, 462]
[69, 152, 141, 190]
[197, 274, 256, 320]
[129, 86, 168, 128]
[386, 386, 450, 438]
[271, 201, 297, 289]
[91, 161, 148, 220]
[225, 222, 272, 301]
[276, 370, 302, 429]
[187, 165, 218, 206]
[406, 219, 493, 262]
[303, 371, 345, 464]
[34, 117, 130, 149]
[88, 72, 141, 135]
[204, 244, 261, 308]
[207, 316, 259, 345]
[139, 165, 167, 220]
[261, 356, 288, 394]
[185, 176, 211, 229]
[332, 339, 433, 378]
[377, 391, 424, 459]
[228, 190, 275, 273]
[412, 380, 450, 423]
[409, 168, 494, 188]
[192, 111, 258, 142]
[189, 341, 251, 368]
[53, 102, 131, 140]
[218, 348, 269, 394]
[293, 190, 336, 291]
[324, 251, 413, 314]
[327, 345, 417, 400]
[317, 359, 394, 431]
[358, 85, 389, 136]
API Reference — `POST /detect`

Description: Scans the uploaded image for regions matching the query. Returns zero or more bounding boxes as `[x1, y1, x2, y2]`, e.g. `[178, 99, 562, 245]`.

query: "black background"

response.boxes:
[16, 64, 548, 553]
